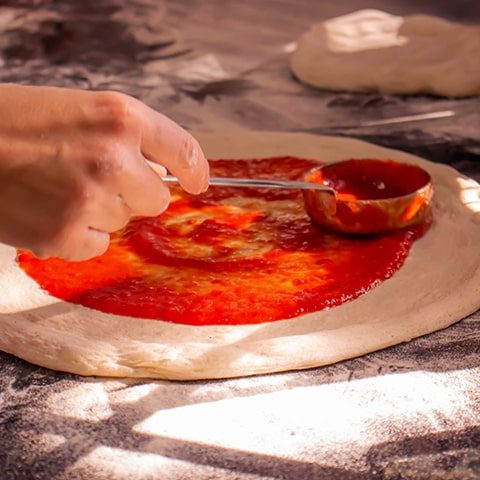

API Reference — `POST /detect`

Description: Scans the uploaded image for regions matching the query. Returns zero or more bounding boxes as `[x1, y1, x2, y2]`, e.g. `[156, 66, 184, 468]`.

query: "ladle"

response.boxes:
[162, 159, 433, 234]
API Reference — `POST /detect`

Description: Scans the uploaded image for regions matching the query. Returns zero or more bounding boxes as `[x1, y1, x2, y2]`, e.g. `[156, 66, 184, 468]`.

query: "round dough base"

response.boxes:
[1, 132, 480, 380]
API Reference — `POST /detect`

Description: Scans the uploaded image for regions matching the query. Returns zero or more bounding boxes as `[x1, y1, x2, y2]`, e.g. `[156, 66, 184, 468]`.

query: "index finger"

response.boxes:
[133, 99, 209, 194]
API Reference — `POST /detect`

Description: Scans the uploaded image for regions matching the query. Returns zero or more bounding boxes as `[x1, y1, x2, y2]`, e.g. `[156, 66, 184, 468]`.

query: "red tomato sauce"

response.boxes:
[315, 158, 431, 201]
[18, 157, 430, 325]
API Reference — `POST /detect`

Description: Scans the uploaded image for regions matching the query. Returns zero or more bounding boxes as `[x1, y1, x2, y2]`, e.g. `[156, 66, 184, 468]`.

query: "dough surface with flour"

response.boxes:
[0, 132, 480, 380]
[290, 10, 480, 97]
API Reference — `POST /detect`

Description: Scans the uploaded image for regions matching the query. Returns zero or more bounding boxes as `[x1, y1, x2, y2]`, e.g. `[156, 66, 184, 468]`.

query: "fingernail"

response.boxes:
[187, 144, 199, 169]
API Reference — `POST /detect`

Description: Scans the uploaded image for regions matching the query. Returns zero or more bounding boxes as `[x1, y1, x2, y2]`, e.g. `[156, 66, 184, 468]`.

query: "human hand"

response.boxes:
[0, 84, 209, 261]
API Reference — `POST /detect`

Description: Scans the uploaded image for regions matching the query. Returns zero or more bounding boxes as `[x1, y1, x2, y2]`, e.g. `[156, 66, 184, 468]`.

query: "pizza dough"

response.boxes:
[289, 10, 480, 97]
[1, 132, 480, 380]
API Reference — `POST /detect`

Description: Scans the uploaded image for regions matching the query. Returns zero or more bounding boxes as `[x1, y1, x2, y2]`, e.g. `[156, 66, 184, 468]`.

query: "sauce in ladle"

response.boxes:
[303, 159, 433, 234]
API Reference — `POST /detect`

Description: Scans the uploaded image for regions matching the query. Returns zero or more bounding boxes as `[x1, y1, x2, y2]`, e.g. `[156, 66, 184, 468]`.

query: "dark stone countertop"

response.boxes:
[0, 1, 479, 479]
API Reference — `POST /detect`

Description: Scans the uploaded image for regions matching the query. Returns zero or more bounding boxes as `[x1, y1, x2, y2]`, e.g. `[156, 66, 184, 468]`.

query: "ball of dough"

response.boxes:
[289, 9, 480, 97]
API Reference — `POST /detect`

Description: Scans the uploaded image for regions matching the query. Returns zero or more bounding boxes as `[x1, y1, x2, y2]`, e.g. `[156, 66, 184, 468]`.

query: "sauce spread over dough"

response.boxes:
[18, 157, 429, 325]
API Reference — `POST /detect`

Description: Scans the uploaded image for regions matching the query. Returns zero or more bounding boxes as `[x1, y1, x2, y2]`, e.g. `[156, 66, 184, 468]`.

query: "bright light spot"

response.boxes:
[133, 370, 472, 458]
[40, 433, 66, 450]
[109, 383, 159, 406]
[48, 383, 113, 421]
[283, 41, 297, 53]
[69, 446, 176, 479]
[457, 177, 480, 213]
[324, 9, 408, 53]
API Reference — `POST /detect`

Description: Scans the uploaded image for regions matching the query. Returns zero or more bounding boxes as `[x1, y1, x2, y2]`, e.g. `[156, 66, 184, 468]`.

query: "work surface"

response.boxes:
[1, 1, 479, 479]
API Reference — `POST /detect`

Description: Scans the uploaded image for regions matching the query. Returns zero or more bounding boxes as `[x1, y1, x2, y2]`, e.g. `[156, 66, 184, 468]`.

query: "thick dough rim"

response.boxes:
[1, 132, 479, 380]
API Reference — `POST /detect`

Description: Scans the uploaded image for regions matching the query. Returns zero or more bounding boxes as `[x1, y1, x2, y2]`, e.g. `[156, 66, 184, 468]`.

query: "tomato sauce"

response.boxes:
[316, 158, 431, 201]
[18, 157, 430, 325]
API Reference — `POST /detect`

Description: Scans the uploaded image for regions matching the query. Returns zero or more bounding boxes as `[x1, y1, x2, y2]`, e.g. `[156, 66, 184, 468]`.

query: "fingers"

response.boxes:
[3, 88, 210, 263]
[60, 228, 110, 262]
[84, 144, 171, 219]
[33, 226, 110, 262]
[133, 100, 210, 195]
[47, 151, 171, 260]
[87, 192, 132, 233]
[114, 153, 171, 217]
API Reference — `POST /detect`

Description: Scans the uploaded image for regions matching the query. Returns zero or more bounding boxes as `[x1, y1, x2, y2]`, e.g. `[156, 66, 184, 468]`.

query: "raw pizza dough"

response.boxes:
[1, 132, 480, 380]
[290, 10, 480, 97]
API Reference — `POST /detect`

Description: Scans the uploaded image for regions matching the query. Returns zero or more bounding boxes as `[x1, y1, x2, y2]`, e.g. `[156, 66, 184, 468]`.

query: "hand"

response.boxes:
[0, 84, 209, 261]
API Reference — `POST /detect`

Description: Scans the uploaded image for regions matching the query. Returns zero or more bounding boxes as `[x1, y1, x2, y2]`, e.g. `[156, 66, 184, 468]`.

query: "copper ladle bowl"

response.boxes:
[302, 159, 434, 234]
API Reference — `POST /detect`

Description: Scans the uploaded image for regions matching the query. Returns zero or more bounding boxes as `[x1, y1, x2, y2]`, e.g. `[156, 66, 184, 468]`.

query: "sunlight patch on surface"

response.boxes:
[67, 446, 177, 479]
[48, 383, 113, 421]
[457, 177, 480, 213]
[39, 433, 67, 451]
[109, 383, 159, 406]
[133, 370, 472, 457]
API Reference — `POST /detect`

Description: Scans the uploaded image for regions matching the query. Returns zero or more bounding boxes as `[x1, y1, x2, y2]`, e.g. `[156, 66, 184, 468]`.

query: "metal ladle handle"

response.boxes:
[162, 175, 334, 193]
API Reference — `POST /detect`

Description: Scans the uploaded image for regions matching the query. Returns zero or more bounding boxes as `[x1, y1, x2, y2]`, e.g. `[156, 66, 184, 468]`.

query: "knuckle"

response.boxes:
[84, 145, 124, 181]
[93, 91, 135, 134]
